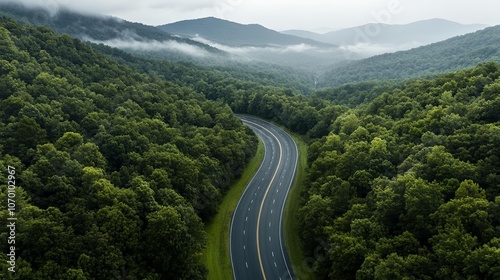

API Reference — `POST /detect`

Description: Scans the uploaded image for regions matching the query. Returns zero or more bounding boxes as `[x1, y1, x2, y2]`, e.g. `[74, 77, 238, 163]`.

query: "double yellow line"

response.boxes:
[242, 119, 283, 280]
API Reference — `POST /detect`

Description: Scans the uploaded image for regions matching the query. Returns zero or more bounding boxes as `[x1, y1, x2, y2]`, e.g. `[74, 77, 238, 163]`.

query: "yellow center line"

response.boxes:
[242, 119, 283, 280]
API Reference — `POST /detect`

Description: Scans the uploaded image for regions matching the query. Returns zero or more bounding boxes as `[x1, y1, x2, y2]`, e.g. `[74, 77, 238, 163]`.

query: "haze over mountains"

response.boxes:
[0, 2, 222, 58]
[158, 17, 334, 48]
[157, 16, 350, 69]
[1, 1, 497, 85]
[319, 24, 500, 87]
[283, 19, 488, 56]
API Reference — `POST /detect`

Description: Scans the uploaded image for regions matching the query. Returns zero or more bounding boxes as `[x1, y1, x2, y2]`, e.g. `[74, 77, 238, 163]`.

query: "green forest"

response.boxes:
[0, 9, 500, 280]
[320, 25, 500, 88]
[300, 63, 500, 279]
[0, 18, 257, 279]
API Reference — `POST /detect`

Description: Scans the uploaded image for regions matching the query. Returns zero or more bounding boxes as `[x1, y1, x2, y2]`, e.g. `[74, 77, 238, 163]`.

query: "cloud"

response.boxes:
[0, 0, 61, 16]
[282, 44, 315, 53]
[190, 36, 337, 56]
[339, 42, 422, 58]
[87, 37, 211, 58]
[148, 0, 214, 11]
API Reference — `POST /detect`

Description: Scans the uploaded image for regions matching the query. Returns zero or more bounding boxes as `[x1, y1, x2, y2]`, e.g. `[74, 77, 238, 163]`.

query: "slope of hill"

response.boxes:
[301, 62, 500, 279]
[319, 25, 500, 88]
[157, 17, 354, 71]
[0, 16, 257, 279]
[158, 17, 335, 47]
[284, 19, 487, 56]
[0, 2, 221, 55]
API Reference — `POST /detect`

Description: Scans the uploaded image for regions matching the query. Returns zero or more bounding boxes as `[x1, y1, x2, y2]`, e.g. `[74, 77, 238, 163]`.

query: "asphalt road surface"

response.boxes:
[231, 115, 298, 280]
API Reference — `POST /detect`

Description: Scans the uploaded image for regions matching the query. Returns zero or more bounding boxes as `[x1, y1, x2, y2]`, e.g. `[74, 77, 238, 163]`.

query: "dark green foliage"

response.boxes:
[0, 18, 257, 279]
[1, 5, 500, 279]
[320, 25, 500, 88]
[0, 2, 219, 54]
[300, 62, 500, 279]
[0, 2, 324, 93]
[312, 80, 402, 106]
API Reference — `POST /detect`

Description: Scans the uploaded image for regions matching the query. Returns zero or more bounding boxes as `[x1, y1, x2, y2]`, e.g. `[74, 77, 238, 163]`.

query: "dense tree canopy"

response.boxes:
[319, 25, 500, 88]
[300, 62, 500, 279]
[0, 18, 257, 279]
[1, 10, 500, 280]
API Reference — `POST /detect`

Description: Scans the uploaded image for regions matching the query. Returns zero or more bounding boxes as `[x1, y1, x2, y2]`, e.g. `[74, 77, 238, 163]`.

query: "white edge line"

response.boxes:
[230, 117, 269, 280]
[278, 126, 299, 280]
[230, 115, 298, 280]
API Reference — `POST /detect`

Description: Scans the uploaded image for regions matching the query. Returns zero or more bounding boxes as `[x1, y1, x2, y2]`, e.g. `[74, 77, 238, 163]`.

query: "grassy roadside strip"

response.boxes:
[202, 141, 265, 280]
[283, 133, 317, 280]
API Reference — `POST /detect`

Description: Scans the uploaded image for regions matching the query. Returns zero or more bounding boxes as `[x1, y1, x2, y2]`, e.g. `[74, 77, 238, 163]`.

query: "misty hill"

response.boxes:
[158, 17, 335, 48]
[0, 2, 221, 55]
[284, 19, 487, 54]
[319, 24, 500, 88]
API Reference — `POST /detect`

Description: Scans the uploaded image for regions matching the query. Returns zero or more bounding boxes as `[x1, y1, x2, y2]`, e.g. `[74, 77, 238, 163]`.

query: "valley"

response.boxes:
[0, 2, 499, 280]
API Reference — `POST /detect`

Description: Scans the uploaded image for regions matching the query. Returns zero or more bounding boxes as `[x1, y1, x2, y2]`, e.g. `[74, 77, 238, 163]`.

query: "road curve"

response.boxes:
[231, 115, 298, 280]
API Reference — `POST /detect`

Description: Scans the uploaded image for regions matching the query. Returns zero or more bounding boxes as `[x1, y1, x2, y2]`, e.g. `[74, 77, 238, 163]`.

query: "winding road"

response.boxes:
[230, 116, 298, 280]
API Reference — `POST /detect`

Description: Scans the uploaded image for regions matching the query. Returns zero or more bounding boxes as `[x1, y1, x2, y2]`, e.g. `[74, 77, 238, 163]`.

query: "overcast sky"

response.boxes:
[6, 0, 500, 31]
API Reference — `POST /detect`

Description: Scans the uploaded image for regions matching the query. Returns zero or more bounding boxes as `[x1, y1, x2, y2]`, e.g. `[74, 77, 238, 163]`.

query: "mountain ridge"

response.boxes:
[283, 18, 488, 50]
[0, 2, 222, 55]
[319, 24, 500, 87]
[157, 17, 336, 48]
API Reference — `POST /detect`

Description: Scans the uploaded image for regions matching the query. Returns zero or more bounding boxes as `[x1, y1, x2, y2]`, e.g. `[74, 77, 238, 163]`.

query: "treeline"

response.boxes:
[319, 25, 500, 88]
[90, 42, 349, 138]
[312, 80, 401, 107]
[91, 42, 316, 95]
[0, 18, 257, 279]
[0, 2, 218, 51]
[300, 62, 500, 279]
[2, 10, 500, 280]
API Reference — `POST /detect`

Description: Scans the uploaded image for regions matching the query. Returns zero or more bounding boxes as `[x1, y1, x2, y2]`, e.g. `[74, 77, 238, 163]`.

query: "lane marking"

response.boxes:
[229, 118, 270, 280]
[243, 120, 284, 280]
[234, 117, 297, 280]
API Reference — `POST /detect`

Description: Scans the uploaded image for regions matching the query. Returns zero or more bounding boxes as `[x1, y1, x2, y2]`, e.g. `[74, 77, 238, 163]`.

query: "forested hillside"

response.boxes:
[0, 17, 257, 279]
[320, 25, 500, 88]
[0, 2, 217, 46]
[300, 63, 500, 279]
[1, 5, 500, 280]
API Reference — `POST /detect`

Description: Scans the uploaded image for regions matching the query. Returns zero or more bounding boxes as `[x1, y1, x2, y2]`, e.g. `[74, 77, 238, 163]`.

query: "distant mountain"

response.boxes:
[157, 17, 335, 48]
[283, 19, 487, 54]
[319, 25, 500, 88]
[0, 2, 221, 55]
[282, 29, 320, 41]
[156, 17, 355, 71]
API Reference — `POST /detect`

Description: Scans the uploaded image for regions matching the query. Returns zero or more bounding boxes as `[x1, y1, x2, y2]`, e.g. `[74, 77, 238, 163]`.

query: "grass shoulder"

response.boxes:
[283, 132, 317, 280]
[202, 140, 265, 280]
